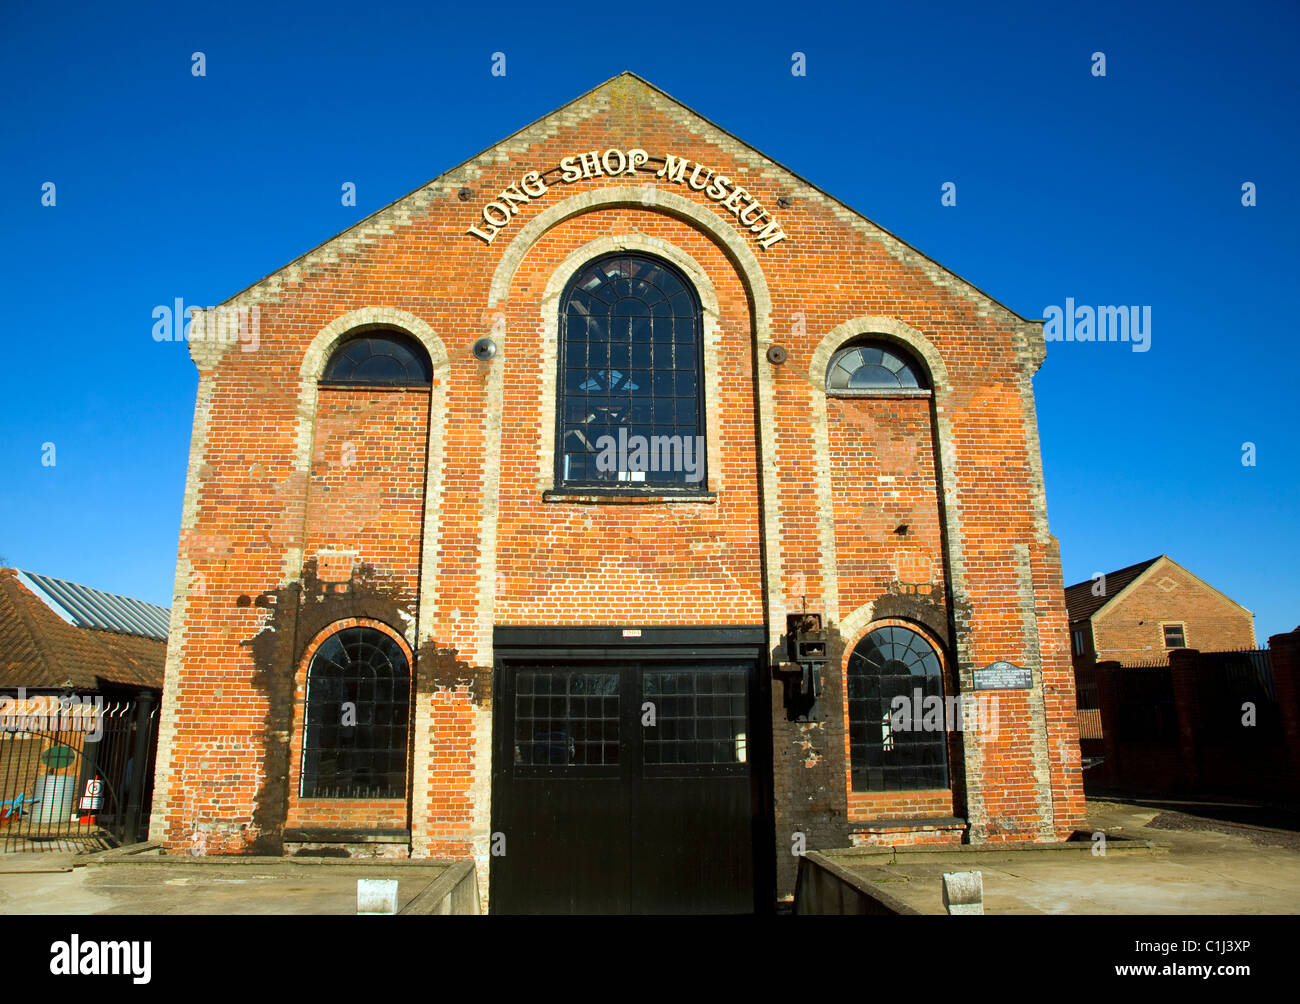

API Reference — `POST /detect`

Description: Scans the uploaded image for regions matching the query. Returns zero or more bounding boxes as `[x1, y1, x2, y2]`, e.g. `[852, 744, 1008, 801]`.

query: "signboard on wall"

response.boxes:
[973, 661, 1033, 691]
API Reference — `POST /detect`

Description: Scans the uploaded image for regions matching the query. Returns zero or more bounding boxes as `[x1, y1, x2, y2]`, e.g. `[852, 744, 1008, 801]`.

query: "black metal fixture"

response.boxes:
[894, 523, 909, 535]
[776, 195, 793, 209]
[773, 608, 827, 721]
[457, 186, 474, 201]
[766, 344, 788, 365]
[473, 337, 497, 361]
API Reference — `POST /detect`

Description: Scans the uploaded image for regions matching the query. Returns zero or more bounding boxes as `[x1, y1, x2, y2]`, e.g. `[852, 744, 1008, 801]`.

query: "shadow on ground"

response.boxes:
[1086, 788, 1300, 835]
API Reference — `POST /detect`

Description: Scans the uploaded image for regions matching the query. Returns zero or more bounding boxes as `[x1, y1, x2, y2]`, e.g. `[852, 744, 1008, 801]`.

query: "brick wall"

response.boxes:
[149, 74, 1086, 896]
[1089, 633, 1299, 799]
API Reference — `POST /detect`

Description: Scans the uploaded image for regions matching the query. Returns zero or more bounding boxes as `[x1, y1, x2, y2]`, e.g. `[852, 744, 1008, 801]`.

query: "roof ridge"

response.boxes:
[1064, 555, 1161, 592]
[1063, 555, 1164, 623]
[198, 73, 1038, 330]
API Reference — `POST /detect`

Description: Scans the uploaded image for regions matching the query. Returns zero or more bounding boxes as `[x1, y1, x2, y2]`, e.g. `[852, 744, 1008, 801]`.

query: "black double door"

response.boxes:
[490, 629, 771, 914]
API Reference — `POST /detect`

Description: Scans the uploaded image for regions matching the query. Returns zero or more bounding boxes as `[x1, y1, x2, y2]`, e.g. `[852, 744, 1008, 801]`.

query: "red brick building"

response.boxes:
[149, 73, 1085, 911]
[1065, 555, 1256, 668]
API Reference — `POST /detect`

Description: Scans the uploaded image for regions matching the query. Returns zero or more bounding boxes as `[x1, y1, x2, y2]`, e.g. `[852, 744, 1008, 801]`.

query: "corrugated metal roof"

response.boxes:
[13, 569, 171, 641]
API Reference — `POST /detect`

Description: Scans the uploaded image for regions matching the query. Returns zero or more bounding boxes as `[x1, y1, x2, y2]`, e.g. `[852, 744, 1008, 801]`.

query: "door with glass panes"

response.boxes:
[490, 648, 766, 914]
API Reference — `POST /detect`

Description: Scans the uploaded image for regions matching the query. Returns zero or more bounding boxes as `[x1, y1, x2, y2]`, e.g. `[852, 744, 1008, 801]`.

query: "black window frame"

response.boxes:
[319, 329, 433, 387]
[300, 625, 413, 800]
[847, 624, 951, 793]
[512, 667, 622, 775]
[553, 253, 708, 495]
[826, 338, 930, 396]
[642, 665, 750, 774]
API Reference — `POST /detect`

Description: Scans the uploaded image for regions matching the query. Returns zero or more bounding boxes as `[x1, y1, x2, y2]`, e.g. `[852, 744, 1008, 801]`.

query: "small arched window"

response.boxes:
[556, 253, 706, 490]
[847, 624, 949, 792]
[301, 626, 411, 799]
[321, 330, 432, 386]
[827, 340, 928, 394]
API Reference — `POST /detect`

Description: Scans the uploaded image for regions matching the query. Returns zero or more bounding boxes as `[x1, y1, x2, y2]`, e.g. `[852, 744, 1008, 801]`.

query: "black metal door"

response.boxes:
[490, 628, 770, 914]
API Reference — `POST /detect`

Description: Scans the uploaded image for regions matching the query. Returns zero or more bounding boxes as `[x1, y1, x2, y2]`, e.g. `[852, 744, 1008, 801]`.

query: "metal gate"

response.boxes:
[0, 691, 159, 852]
[490, 626, 772, 914]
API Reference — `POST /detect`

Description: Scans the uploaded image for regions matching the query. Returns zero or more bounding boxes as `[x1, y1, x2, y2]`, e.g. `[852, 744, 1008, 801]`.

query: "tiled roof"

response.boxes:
[0, 569, 167, 690]
[1064, 557, 1161, 623]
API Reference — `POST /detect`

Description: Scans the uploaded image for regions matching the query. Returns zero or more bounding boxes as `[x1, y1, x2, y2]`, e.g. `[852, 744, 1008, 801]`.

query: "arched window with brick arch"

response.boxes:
[847, 623, 950, 791]
[556, 252, 706, 490]
[826, 339, 929, 395]
[301, 624, 412, 798]
[320, 329, 432, 386]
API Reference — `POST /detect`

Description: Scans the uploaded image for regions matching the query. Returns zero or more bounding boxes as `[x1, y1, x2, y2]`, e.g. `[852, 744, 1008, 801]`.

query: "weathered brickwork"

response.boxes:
[493, 209, 764, 625]
[150, 73, 1086, 900]
[286, 617, 411, 832]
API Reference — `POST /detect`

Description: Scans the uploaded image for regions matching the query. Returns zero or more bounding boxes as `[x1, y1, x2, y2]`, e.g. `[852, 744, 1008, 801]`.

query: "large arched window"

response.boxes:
[320, 330, 432, 386]
[847, 624, 950, 791]
[826, 340, 928, 394]
[301, 626, 411, 798]
[556, 254, 706, 490]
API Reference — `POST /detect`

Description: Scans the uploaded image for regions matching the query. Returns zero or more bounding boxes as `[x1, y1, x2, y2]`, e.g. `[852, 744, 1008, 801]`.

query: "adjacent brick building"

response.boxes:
[1065, 555, 1256, 668]
[149, 73, 1086, 911]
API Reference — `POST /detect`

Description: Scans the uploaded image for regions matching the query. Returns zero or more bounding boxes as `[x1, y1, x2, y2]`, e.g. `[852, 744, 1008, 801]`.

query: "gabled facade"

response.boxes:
[150, 73, 1085, 910]
[1065, 554, 1256, 666]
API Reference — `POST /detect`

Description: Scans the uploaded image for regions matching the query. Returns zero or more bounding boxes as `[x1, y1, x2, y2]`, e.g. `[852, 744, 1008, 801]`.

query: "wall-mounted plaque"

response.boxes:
[973, 661, 1033, 691]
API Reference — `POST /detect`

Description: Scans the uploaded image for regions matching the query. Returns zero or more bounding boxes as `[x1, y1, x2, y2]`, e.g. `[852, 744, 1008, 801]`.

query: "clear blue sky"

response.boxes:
[1, 0, 1296, 641]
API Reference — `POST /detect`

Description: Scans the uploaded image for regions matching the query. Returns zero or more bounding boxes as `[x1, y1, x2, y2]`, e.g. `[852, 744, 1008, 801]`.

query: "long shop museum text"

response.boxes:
[466, 148, 790, 251]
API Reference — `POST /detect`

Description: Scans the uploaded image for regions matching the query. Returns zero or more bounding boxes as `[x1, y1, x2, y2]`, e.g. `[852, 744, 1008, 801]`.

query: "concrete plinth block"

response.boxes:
[942, 870, 984, 915]
[357, 878, 399, 915]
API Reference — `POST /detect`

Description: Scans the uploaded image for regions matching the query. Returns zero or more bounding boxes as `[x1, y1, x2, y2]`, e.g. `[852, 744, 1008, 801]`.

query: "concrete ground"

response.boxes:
[823, 798, 1300, 914]
[2, 798, 1297, 914]
[0, 852, 450, 915]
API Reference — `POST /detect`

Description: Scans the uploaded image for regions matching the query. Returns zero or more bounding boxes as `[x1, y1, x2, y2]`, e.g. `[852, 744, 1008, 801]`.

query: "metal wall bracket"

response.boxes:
[775, 612, 828, 722]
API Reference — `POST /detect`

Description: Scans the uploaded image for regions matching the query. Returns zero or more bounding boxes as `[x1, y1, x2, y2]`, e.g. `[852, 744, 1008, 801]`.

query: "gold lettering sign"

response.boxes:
[465, 148, 789, 250]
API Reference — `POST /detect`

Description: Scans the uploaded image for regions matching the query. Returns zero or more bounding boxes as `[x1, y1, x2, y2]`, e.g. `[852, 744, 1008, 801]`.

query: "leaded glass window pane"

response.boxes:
[321, 331, 432, 386]
[827, 340, 928, 392]
[301, 627, 411, 798]
[847, 625, 950, 792]
[557, 254, 706, 489]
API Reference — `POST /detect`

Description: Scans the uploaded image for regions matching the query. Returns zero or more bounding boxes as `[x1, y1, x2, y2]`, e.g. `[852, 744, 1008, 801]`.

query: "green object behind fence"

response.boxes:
[41, 745, 76, 769]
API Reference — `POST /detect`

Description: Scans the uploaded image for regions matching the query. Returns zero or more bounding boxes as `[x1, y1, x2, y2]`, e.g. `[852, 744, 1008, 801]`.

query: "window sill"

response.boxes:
[847, 815, 965, 833]
[827, 389, 932, 399]
[282, 827, 410, 843]
[293, 797, 408, 805]
[317, 382, 431, 393]
[543, 490, 717, 504]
